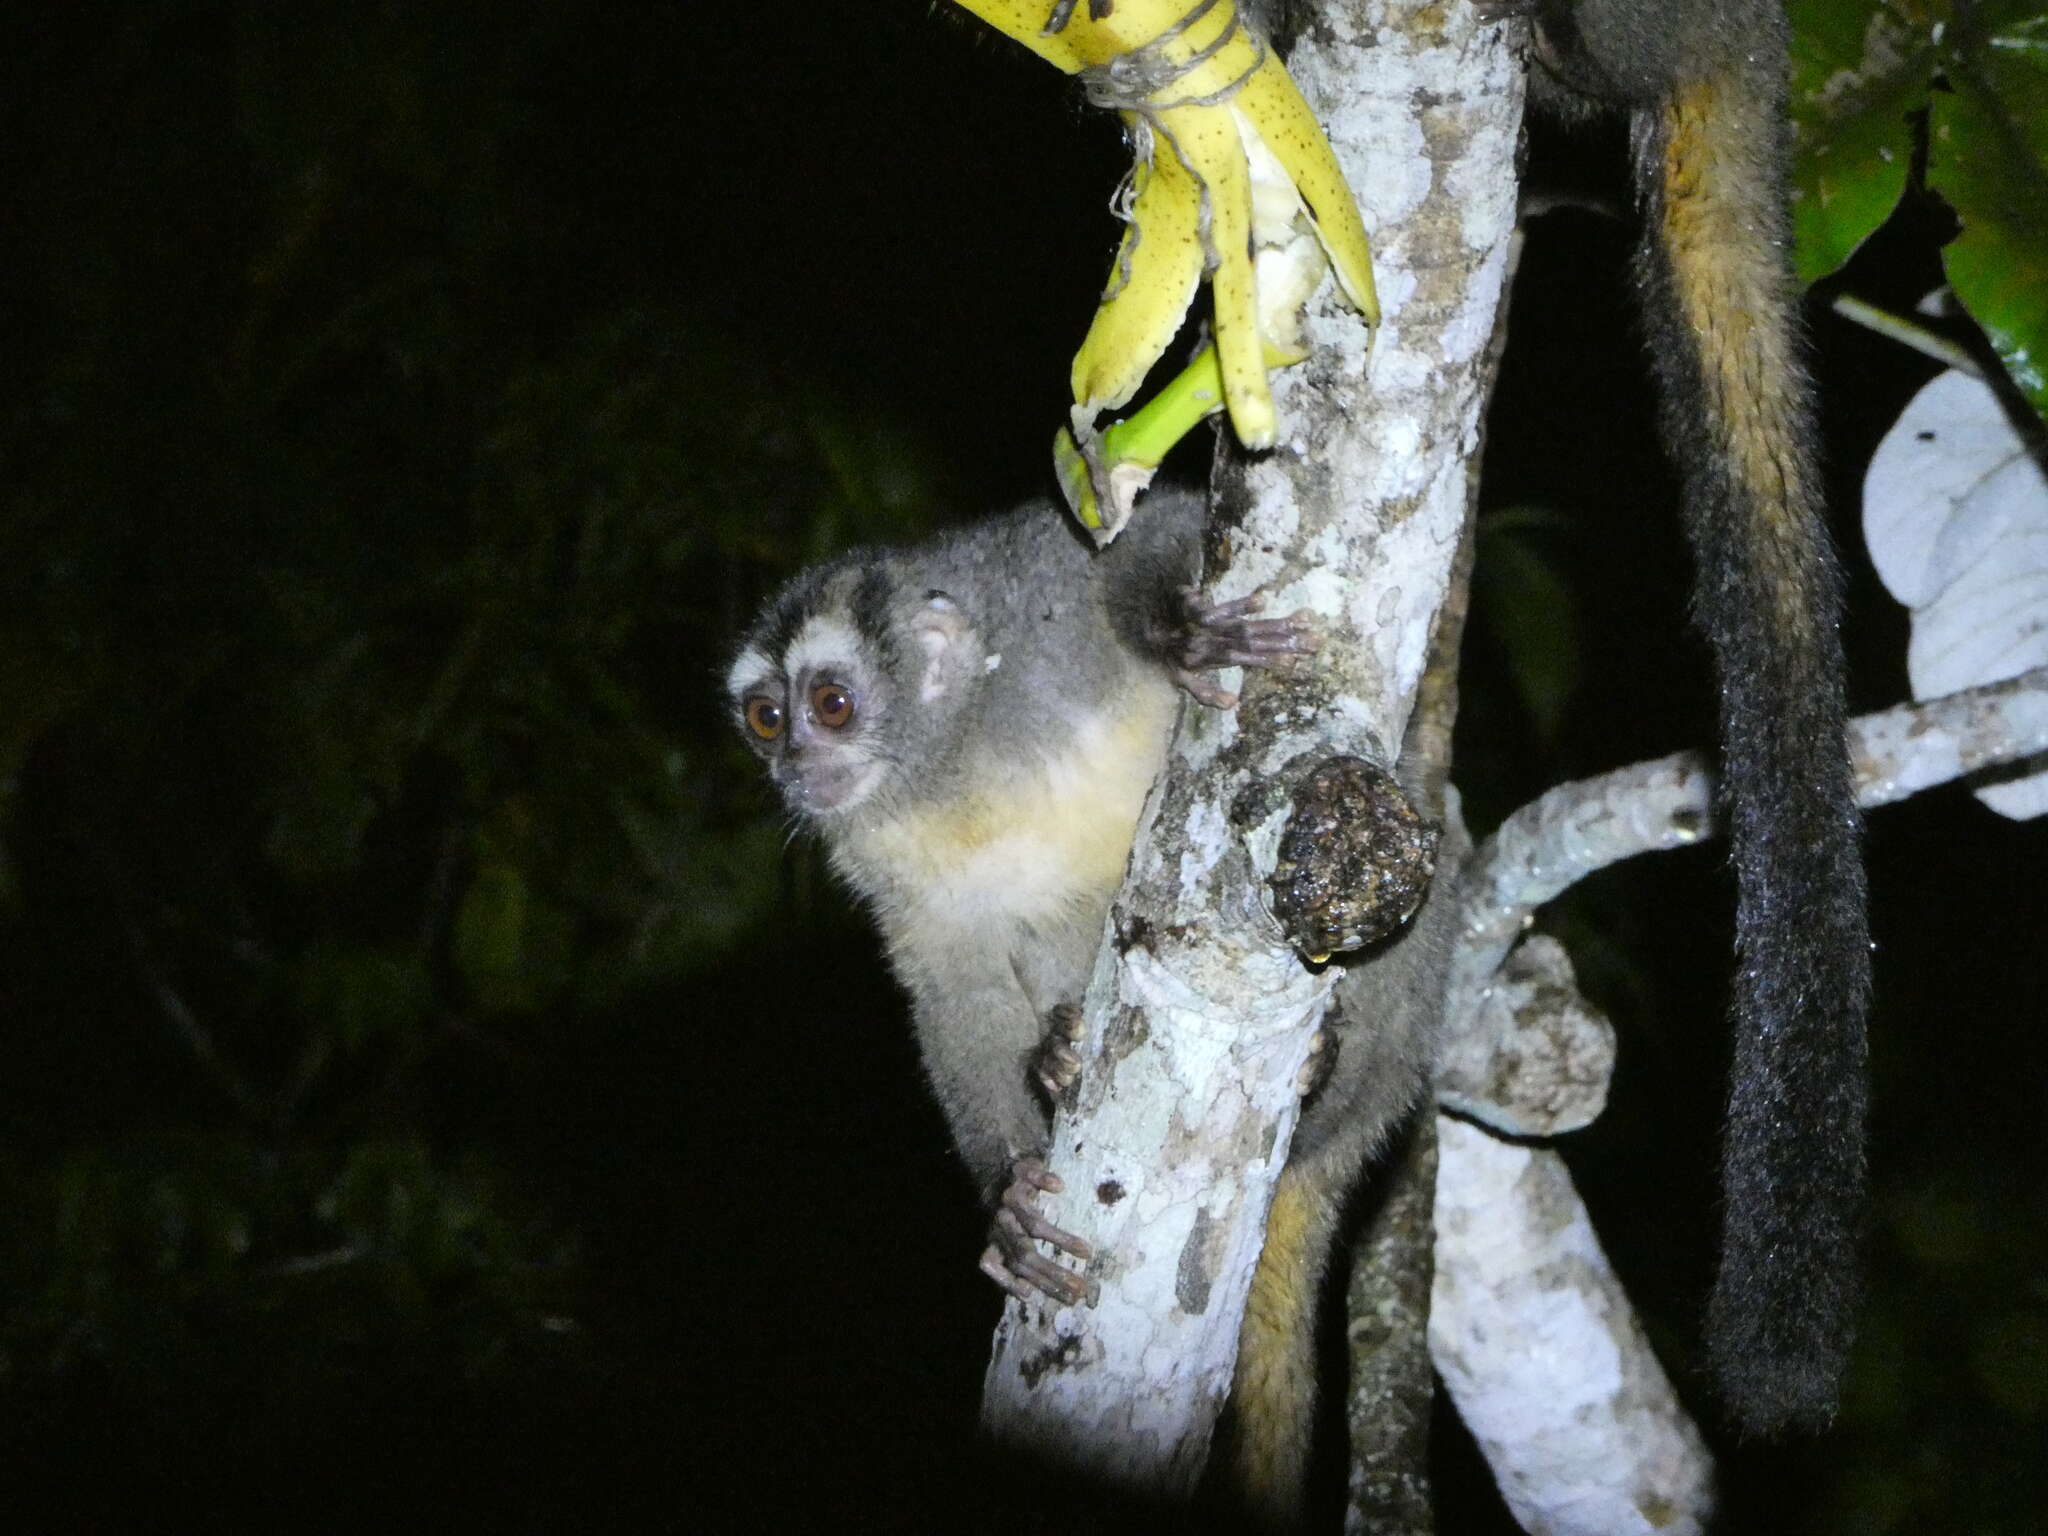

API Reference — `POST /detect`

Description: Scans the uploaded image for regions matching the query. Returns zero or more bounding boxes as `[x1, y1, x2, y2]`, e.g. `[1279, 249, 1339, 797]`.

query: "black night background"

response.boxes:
[2, 4, 2043, 1530]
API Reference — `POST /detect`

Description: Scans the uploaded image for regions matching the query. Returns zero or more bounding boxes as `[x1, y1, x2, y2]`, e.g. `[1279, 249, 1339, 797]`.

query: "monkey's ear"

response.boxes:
[909, 592, 981, 703]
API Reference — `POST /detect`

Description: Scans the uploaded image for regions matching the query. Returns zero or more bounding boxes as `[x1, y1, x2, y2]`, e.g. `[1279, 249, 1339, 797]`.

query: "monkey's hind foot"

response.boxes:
[1171, 589, 1318, 709]
[980, 1155, 1099, 1308]
[1034, 1002, 1085, 1108]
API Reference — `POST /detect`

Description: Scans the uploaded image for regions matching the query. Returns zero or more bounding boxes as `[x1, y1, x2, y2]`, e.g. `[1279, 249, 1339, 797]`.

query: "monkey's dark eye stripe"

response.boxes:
[744, 697, 784, 740]
[811, 682, 855, 730]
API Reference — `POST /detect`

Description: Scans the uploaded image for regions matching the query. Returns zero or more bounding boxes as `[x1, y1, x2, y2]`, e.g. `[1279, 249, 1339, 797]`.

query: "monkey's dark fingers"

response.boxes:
[1188, 625, 1318, 661]
[1181, 609, 1320, 671]
[1001, 1196, 1095, 1262]
[1046, 1001, 1084, 1045]
[980, 1236, 1095, 1308]
[985, 1202, 1097, 1307]
[1036, 1039, 1083, 1099]
[1171, 668, 1241, 710]
[1011, 1154, 1064, 1197]
[1002, 1164, 1093, 1257]
[1181, 588, 1266, 625]
[1182, 587, 1321, 648]
[1013, 1249, 1096, 1306]
[979, 1243, 1042, 1303]
[1165, 590, 1318, 707]
[1034, 1003, 1086, 1099]
[1172, 630, 1315, 700]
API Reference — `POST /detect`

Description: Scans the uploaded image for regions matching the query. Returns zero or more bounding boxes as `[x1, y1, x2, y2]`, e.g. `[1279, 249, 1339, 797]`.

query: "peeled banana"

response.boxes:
[952, 0, 1377, 535]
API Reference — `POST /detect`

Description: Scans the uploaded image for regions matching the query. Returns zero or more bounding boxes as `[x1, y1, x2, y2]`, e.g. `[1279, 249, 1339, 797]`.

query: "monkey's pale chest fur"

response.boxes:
[834, 687, 1179, 961]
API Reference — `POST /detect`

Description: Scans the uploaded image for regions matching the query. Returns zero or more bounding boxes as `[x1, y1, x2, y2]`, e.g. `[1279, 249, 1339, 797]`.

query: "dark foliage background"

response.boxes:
[2, 3, 2042, 1530]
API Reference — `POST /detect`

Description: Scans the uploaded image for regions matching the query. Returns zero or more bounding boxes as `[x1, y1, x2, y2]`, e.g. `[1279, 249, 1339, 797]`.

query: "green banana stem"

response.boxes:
[1056, 344, 1228, 536]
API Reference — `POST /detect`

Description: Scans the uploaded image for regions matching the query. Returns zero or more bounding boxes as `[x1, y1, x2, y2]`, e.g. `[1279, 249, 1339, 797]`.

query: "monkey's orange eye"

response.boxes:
[744, 697, 784, 740]
[810, 682, 855, 730]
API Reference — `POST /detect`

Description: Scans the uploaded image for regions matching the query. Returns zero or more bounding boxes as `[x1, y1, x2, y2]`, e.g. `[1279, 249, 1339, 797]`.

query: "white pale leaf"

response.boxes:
[1863, 369, 2048, 818]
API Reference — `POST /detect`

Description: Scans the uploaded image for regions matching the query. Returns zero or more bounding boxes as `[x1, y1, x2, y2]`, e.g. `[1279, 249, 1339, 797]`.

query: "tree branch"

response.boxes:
[1431, 1120, 1717, 1536]
[1344, 1115, 1440, 1534]
[1447, 665, 2048, 1063]
[1426, 667, 2048, 1528]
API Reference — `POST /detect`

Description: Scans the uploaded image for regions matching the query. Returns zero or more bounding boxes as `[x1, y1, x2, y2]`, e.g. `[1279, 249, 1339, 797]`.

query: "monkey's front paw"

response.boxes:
[1268, 755, 1440, 960]
[979, 1156, 1099, 1308]
[1171, 589, 1319, 709]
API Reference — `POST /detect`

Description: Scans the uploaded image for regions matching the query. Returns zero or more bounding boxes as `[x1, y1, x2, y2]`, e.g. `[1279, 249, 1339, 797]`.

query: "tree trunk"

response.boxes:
[980, 0, 1525, 1500]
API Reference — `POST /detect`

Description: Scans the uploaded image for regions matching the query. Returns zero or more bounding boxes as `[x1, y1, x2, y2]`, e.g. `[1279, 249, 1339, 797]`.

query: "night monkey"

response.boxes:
[727, 488, 1458, 1514]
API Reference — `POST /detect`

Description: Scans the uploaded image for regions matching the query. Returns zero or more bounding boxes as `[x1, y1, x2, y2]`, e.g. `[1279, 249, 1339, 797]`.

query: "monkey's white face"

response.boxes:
[726, 617, 889, 818]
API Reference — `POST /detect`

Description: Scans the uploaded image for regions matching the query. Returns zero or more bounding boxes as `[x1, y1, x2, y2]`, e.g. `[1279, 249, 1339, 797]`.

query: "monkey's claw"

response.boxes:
[980, 1155, 1099, 1307]
[1172, 588, 1318, 708]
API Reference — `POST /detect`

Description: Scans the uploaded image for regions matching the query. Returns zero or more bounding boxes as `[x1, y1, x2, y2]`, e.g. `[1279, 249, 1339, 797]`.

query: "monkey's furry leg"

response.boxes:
[1228, 1156, 1348, 1522]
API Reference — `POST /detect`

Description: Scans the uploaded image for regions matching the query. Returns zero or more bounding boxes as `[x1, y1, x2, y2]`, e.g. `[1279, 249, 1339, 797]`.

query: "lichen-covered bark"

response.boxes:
[1431, 1122, 1718, 1536]
[1447, 665, 2048, 1045]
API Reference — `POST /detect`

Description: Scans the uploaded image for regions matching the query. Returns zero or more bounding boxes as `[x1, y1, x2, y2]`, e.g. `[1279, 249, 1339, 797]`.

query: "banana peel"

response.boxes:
[953, 0, 1377, 539]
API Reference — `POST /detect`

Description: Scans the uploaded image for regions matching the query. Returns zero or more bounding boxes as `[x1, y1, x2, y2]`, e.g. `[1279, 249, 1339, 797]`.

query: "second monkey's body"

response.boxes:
[1515, 0, 1872, 1435]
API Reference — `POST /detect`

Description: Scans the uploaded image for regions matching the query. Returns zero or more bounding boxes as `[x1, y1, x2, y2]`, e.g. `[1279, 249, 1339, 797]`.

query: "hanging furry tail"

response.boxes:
[1631, 38, 1872, 1433]
[1630, 36, 1875, 1441]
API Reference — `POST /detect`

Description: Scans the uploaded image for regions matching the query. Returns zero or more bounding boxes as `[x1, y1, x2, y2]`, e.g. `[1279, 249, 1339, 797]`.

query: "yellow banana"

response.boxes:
[1068, 141, 1204, 423]
[1230, 55, 1376, 317]
[952, 0, 1377, 526]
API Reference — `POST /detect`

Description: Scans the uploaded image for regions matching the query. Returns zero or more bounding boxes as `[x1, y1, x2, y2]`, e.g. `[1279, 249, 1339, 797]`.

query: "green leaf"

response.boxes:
[294, 937, 436, 1054]
[1932, 5, 2048, 412]
[1788, 0, 1931, 281]
[451, 861, 576, 1014]
[1888, 1174, 1990, 1267]
[1473, 509, 1583, 752]
[1972, 1308, 2048, 1418]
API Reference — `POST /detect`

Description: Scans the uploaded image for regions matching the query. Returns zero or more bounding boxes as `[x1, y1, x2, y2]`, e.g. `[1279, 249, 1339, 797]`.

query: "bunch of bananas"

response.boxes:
[952, 0, 1377, 535]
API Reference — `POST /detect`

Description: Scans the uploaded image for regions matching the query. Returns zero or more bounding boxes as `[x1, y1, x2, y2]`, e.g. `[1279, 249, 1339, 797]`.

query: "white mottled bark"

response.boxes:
[1431, 1119, 1716, 1536]
[972, 0, 2048, 1510]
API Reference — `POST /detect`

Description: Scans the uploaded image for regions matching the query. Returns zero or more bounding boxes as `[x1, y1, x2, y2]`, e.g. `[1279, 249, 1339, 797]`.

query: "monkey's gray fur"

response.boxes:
[728, 491, 1461, 1510]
